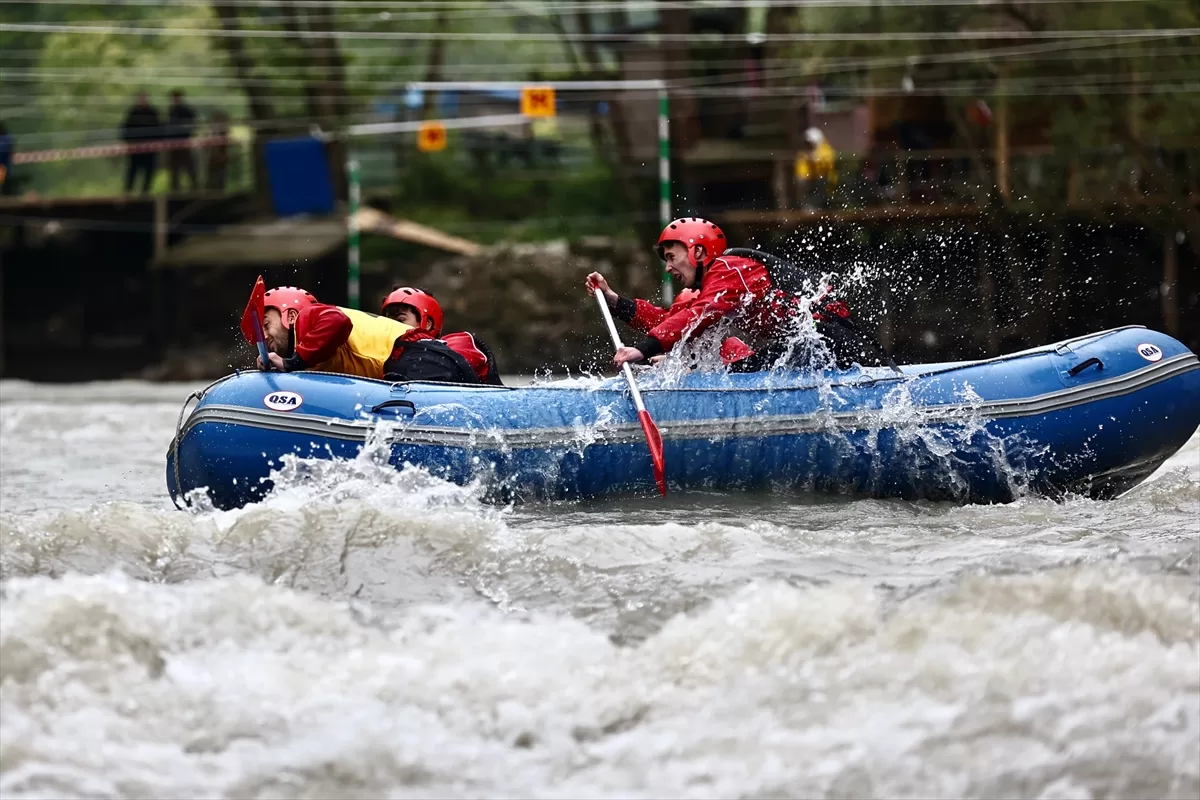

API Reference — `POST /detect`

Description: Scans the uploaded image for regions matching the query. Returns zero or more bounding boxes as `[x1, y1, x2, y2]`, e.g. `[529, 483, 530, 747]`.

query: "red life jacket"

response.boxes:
[442, 331, 496, 383]
[627, 255, 779, 350]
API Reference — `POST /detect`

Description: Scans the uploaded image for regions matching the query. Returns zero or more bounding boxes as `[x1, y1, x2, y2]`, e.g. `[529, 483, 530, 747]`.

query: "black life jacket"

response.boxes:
[384, 338, 481, 384]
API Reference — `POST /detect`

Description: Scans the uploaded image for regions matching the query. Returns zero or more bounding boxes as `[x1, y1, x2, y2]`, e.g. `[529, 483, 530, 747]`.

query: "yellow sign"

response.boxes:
[417, 122, 447, 152]
[521, 86, 557, 118]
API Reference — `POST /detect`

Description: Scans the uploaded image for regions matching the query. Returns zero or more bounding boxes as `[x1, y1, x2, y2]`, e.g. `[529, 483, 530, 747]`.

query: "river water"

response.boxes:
[1, 378, 1197, 799]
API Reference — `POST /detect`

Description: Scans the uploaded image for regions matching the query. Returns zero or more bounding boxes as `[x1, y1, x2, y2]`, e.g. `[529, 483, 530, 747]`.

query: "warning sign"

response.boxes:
[520, 86, 556, 118]
[417, 122, 447, 152]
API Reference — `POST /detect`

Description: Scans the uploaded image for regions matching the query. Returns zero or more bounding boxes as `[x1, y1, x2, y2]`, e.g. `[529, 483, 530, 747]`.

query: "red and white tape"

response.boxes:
[12, 135, 235, 165]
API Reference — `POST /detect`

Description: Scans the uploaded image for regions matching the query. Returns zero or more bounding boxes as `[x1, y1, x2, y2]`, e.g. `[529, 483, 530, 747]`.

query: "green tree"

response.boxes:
[787, 0, 1200, 255]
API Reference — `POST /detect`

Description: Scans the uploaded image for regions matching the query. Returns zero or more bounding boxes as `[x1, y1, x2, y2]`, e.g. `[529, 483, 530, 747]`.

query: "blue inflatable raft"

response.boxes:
[167, 325, 1200, 510]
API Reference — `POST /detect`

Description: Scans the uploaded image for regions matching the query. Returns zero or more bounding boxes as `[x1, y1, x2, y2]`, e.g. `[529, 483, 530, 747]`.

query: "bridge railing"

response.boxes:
[784, 146, 1200, 212]
[3, 134, 255, 199]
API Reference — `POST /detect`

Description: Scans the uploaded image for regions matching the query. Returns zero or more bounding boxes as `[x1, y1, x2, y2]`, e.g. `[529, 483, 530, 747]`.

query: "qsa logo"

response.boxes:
[263, 391, 304, 411]
[1135, 343, 1163, 363]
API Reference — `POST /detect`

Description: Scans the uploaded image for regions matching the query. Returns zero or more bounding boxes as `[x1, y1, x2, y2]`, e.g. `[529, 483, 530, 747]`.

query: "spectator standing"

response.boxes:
[120, 91, 162, 193]
[166, 89, 198, 192]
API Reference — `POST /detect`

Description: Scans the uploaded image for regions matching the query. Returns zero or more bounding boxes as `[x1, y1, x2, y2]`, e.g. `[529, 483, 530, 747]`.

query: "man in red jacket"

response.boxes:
[586, 217, 893, 372]
[586, 217, 785, 368]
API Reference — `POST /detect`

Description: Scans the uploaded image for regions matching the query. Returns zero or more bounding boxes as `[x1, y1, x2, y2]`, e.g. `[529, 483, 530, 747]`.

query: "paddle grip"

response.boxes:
[251, 309, 272, 370]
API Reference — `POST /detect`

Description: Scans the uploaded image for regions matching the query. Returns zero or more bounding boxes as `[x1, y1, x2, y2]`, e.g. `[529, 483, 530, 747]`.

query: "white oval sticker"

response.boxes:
[263, 391, 304, 412]
[1136, 342, 1163, 363]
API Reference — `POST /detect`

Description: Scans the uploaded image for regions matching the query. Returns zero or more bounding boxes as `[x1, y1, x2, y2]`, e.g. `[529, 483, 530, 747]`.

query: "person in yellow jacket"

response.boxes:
[795, 127, 838, 208]
[243, 285, 412, 379]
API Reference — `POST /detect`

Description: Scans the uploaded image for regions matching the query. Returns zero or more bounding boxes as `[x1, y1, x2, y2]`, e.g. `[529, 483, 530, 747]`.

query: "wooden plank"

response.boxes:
[154, 217, 348, 268]
[352, 208, 482, 256]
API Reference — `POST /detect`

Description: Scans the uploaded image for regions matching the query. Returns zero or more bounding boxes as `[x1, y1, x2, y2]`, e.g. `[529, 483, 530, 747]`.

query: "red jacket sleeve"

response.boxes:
[639, 257, 771, 355]
[293, 304, 353, 366]
[628, 299, 671, 332]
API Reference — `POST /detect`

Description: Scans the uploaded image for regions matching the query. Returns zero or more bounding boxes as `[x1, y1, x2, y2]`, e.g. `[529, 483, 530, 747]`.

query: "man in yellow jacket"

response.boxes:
[242, 283, 412, 379]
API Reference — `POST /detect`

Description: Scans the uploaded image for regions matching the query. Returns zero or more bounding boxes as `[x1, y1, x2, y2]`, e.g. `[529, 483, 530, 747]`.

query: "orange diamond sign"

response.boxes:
[520, 86, 556, 118]
[417, 122, 447, 152]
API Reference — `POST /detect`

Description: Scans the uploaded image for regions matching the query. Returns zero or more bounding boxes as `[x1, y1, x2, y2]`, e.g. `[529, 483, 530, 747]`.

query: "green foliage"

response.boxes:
[2, 1, 581, 197]
[790, 0, 1200, 150]
[394, 149, 638, 243]
[4, 3, 235, 194]
[786, 0, 1200, 218]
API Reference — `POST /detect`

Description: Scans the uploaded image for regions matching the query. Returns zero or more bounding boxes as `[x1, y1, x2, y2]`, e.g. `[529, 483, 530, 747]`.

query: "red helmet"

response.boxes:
[655, 217, 726, 268]
[382, 287, 443, 336]
[263, 286, 317, 329]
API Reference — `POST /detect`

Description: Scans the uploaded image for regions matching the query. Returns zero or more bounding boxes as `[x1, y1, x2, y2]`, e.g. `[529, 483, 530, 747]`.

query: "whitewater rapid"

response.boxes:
[1, 379, 1197, 798]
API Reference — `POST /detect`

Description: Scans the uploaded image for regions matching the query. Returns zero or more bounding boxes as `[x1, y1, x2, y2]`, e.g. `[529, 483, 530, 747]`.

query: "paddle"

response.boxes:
[239, 275, 273, 370]
[593, 290, 667, 497]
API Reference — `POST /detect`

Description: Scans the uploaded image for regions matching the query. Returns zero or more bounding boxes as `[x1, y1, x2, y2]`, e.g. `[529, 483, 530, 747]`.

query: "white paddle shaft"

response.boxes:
[594, 290, 648, 413]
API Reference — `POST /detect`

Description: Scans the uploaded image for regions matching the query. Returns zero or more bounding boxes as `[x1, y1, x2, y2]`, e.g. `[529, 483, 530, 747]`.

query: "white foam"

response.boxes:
[1, 567, 1195, 798]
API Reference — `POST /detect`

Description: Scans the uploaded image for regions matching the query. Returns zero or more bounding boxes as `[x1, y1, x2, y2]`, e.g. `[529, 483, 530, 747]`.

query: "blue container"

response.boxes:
[263, 137, 335, 217]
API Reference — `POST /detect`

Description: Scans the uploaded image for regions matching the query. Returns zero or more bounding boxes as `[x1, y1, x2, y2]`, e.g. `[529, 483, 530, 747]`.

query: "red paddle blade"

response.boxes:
[638, 409, 667, 497]
[239, 275, 267, 345]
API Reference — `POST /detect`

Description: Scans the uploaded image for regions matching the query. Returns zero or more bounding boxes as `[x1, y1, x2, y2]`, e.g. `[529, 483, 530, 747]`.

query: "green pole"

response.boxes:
[347, 158, 361, 309]
[658, 89, 673, 306]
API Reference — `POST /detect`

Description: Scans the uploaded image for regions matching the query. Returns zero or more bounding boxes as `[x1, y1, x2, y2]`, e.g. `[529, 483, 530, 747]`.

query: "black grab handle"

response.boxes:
[370, 399, 416, 414]
[1067, 357, 1104, 377]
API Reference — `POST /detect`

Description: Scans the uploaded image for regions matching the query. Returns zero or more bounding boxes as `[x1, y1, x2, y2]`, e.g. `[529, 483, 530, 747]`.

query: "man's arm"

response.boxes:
[284, 305, 353, 370]
[637, 261, 769, 357]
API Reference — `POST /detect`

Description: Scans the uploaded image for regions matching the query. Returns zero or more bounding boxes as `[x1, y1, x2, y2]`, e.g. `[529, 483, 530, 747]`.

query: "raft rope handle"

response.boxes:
[170, 388, 206, 511]
[370, 399, 417, 414]
[1067, 357, 1104, 377]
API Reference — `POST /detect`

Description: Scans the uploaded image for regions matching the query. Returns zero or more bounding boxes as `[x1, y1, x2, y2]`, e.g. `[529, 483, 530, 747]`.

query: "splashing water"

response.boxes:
[1, 378, 1197, 798]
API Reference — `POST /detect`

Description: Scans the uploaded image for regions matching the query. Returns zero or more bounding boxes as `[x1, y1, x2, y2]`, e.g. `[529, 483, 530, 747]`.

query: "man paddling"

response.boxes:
[586, 217, 891, 371]
[585, 217, 783, 369]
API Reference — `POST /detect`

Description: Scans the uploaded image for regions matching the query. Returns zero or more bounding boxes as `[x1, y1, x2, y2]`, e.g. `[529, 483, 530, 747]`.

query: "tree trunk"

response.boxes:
[575, 7, 611, 157]
[659, 5, 696, 209]
[603, 5, 658, 244]
[421, 14, 448, 119]
[1133, 147, 1200, 263]
[211, 4, 276, 123]
[976, 232, 1000, 355]
[1162, 230, 1180, 336]
[1042, 221, 1066, 343]
[765, 4, 798, 209]
[211, 3, 276, 206]
[294, 2, 350, 199]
